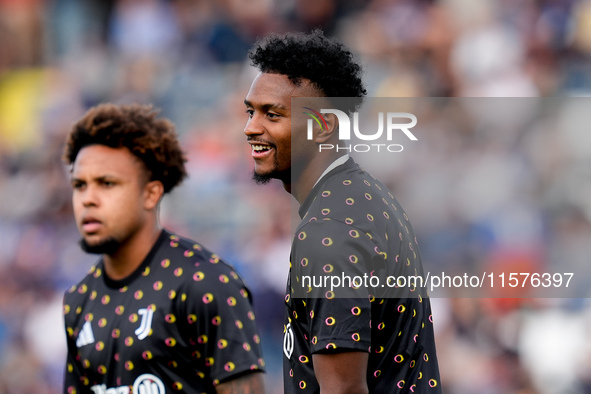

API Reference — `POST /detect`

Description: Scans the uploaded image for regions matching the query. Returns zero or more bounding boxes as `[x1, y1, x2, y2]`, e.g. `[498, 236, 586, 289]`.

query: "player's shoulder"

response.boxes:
[63, 261, 102, 302]
[161, 230, 241, 278]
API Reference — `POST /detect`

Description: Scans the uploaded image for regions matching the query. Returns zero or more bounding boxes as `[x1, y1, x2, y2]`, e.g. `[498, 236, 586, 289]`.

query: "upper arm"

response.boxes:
[313, 351, 369, 394]
[215, 371, 265, 394]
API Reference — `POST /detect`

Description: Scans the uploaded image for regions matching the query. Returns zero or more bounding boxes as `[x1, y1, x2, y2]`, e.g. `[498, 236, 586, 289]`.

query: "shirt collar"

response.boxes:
[312, 154, 350, 188]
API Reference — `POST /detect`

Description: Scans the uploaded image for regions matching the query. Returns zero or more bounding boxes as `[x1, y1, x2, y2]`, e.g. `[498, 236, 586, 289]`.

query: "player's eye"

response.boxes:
[100, 180, 116, 188]
[245, 109, 254, 117]
[72, 181, 85, 190]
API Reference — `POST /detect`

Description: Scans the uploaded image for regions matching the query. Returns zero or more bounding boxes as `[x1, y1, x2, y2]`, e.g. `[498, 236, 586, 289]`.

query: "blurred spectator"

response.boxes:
[1, 0, 591, 392]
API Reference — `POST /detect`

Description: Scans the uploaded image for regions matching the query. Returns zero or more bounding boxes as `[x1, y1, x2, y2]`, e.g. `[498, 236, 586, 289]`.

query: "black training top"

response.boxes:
[63, 229, 264, 394]
[284, 158, 441, 393]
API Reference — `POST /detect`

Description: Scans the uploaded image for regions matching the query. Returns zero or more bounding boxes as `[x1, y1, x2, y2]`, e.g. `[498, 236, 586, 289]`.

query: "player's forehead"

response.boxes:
[72, 144, 143, 179]
[245, 72, 321, 109]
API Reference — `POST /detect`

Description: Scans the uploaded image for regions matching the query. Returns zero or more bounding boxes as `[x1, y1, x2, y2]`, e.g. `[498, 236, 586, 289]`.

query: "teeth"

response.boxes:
[252, 145, 270, 152]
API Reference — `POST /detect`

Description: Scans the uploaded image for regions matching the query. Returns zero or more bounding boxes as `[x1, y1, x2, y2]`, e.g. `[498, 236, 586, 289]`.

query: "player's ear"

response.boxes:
[144, 180, 164, 210]
[314, 112, 338, 144]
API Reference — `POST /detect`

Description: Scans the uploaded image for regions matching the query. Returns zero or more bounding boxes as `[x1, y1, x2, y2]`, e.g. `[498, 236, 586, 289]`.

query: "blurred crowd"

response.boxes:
[1, 0, 591, 393]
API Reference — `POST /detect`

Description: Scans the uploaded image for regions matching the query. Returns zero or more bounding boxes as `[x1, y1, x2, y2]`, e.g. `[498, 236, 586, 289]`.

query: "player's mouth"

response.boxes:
[81, 216, 103, 233]
[250, 142, 274, 159]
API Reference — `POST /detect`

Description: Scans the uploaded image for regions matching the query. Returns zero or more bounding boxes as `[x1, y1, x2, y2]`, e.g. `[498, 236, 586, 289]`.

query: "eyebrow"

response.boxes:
[244, 99, 288, 112]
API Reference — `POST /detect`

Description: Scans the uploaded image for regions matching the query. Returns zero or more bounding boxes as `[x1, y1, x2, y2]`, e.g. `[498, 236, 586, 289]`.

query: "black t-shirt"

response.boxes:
[63, 229, 264, 394]
[284, 158, 441, 393]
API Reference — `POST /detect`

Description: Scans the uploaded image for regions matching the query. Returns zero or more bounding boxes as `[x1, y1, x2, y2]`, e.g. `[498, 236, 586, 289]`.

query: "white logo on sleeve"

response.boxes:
[76, 320, 95, 348]
[135, 307, 154, 340]
[283, 323, 294, 359]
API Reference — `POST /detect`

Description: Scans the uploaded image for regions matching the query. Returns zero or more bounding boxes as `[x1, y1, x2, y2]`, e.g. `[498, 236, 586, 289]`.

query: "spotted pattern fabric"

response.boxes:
[284, 158, 441, 393]
[63, 230, 264, 393]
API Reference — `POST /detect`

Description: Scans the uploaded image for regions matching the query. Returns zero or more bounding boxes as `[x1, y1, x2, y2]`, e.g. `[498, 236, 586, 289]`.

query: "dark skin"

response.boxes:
[216, 372, 266, 394]
[244, 72, 369, 394]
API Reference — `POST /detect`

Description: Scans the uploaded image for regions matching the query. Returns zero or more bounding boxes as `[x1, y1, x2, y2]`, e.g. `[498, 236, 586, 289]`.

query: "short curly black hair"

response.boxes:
[249, 29, 366, 111]
[63, 103, 187, 194]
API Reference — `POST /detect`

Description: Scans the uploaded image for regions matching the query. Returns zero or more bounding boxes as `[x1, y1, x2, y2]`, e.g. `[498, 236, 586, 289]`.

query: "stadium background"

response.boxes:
[1, 0, 591, 392]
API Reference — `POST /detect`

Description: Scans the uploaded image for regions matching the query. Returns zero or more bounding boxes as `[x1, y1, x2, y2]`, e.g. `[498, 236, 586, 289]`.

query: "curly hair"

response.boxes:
[63, 103, 187, 194]
[249, 29, 366, 111]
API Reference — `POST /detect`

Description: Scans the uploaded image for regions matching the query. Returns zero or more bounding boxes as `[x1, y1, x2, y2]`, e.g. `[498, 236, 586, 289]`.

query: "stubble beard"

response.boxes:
[79, 237, 121, 255]
[252, 154, 290, 185]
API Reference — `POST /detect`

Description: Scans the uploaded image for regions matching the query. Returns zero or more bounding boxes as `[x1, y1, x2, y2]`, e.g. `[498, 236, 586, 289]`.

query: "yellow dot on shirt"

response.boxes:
[202, 293, 214, 303]
[193, 272, 204, 281]
[165, 314, 176, 323]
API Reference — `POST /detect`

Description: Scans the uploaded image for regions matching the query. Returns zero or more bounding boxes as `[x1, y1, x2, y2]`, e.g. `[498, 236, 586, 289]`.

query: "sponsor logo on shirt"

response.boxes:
[90, 374, 165, 394]
[76, 320, 95, 348]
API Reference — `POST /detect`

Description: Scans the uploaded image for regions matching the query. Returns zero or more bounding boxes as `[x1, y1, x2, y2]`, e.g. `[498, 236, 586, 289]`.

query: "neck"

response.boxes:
[103, 220, 162, 281]
[287, 152, 345, 204]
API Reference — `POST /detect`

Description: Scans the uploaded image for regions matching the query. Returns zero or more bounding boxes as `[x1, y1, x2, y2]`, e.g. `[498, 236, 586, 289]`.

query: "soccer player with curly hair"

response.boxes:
[244, 30, 441, 393]
[62, 104, 265, 393]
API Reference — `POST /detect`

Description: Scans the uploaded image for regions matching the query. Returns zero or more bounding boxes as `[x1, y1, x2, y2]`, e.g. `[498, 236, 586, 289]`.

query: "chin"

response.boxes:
[79, 236, 121, 255]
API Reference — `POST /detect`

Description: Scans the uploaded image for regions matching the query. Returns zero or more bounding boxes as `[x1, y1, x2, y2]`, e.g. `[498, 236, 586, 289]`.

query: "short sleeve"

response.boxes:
[180, 266, 264, 385]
